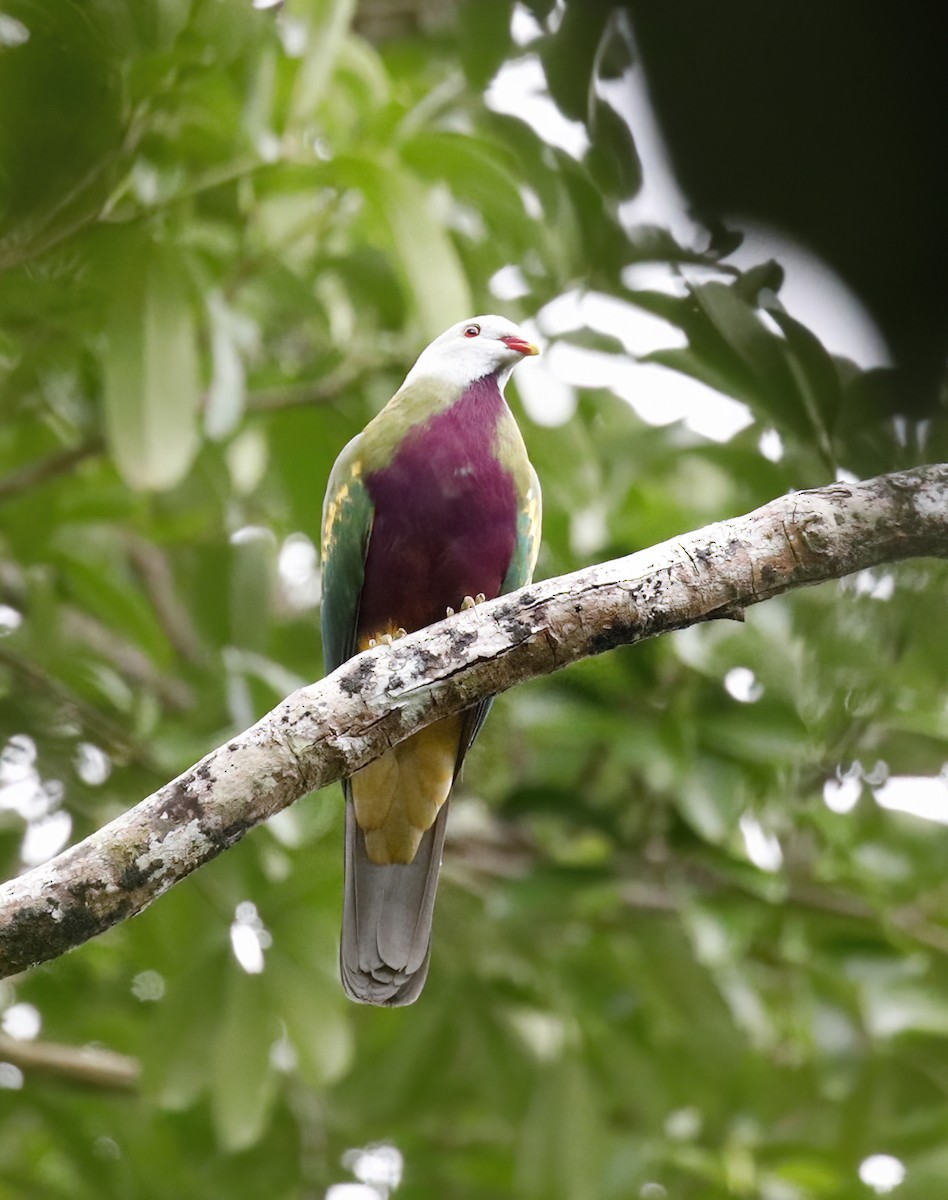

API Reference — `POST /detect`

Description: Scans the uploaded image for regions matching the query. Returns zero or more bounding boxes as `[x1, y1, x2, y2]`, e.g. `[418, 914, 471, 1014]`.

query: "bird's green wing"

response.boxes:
[320, 434, 374, 673]
[460, 464, 542, 760]
[501, 463, 542, 595]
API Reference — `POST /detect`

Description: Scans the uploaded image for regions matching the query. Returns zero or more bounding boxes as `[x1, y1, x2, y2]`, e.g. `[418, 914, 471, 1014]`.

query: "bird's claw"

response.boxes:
[447, 594, 487, 618]
[368, 627, 408, 650]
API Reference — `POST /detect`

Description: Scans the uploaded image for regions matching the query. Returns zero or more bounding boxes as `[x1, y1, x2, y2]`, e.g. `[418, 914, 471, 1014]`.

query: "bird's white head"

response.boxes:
[402, 315, 540, 392]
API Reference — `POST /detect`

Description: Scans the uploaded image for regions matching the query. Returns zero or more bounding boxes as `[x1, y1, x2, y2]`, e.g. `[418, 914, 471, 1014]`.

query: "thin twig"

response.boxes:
[246, 353, 403, 413]
[0, 645, 157, 766]
[63, 607, 194, 711]
[124, 533, 206, 667]
[0, 1033, 139, 1090]
[0, 437, 105, 504]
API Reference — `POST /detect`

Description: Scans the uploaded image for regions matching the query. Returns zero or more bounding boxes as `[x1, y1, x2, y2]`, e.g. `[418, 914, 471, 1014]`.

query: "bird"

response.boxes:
[320, 315, 542, 1006]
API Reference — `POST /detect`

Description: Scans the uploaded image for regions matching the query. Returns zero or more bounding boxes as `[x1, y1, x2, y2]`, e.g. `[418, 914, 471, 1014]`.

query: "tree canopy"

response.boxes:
[0, 3, 946, 1198]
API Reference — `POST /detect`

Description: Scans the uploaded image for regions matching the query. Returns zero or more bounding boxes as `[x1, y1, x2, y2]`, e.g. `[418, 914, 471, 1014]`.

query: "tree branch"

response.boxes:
[0, 436, 104, 504]
[124, 532, 207, 667]
[0, 1033, 139, 1090]
[0, 355, 397, 505]
[1, 465, 945, 978]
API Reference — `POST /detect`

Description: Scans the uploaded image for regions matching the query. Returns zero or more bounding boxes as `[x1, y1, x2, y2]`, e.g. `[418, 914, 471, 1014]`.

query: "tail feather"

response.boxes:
[341, 797, 449, 1006]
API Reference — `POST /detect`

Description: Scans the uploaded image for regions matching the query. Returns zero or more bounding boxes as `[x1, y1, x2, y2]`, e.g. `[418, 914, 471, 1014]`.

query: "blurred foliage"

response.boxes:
[0, 2, 947, 1198]
[627, 2, 948, 410]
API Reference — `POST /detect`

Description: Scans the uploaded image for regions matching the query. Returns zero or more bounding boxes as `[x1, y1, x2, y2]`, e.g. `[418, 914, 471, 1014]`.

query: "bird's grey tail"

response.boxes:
[340, 796, 449, 1006]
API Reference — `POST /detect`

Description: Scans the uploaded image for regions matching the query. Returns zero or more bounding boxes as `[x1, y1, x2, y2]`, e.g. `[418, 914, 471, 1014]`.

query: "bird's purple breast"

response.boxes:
[358, 376, 519, 639]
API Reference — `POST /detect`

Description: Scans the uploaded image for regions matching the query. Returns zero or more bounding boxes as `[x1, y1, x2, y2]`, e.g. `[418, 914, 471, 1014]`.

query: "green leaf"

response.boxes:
[125, 0, 193, 52]
[143, 946, 228, 1111]
[53, 548, 173, 665]
[676, 757, 748, 844]
[553, 150, 631, 279]
[275, 961, 353, 1087]
[521, 0, 556, 19]
[287, 0, 357, 125]
[458, 0, 514, 88]
[401, 131, 529, 238]
[229, 527, 277, 651]
[649, 278, 825, 445]
[539, 1, 611, 122]
[205, 292, 258, 441]
[333, 156, 472, 338]
[0, 6, 125, 269]
[516, 1055, 601, 1200]
[690, 279, 792, 394]
[102, 240, 202, 490]
[765, 304, 843, 437]
[585, 96, 641, 200]
[211, 969, 279, 1152]
[643, 345, 753, 406]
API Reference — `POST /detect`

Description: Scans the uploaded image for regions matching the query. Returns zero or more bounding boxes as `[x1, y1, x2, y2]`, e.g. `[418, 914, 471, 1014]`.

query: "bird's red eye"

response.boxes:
[463, 324, 480, 338]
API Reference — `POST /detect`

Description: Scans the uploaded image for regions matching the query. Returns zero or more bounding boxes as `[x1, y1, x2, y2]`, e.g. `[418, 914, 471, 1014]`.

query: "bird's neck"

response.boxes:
[454, 371, 507, 412]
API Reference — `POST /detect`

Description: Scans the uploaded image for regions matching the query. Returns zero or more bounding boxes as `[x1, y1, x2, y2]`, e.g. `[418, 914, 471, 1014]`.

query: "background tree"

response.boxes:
[0, 2, 946, 1198]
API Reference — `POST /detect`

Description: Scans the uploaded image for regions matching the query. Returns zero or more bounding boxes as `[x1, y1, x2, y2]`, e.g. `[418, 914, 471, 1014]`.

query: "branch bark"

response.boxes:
[1, 465, 945, 978]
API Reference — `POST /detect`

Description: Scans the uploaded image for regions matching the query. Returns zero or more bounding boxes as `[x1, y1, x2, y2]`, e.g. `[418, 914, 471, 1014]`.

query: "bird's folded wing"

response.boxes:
[320, 434, 374, 672]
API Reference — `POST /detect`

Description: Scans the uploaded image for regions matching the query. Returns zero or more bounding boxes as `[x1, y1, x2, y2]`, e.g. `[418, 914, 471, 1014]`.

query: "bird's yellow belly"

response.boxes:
[351, 715, 462, 864]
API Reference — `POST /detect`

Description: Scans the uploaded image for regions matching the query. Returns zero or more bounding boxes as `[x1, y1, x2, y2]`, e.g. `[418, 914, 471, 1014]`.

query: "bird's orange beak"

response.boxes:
[500, 335, 540, 356]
